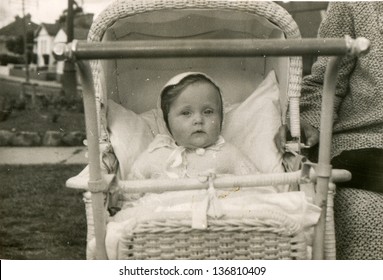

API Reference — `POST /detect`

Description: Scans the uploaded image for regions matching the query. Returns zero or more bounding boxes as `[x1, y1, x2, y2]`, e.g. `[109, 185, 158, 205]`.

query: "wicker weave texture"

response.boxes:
[324, 183, 336, 260]
[118, 220, 308, 260]
[82, 183, 336, 260]
[89, 0, 300, 42]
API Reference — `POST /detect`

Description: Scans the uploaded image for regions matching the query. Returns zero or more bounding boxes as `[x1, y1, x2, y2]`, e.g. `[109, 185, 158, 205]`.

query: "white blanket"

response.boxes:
[104, 188, 321, 259]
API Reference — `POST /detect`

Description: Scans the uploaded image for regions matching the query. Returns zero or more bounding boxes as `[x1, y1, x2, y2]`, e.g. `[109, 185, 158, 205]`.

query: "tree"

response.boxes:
[6, 36, 24, 55]
[5, 30, 34, 56]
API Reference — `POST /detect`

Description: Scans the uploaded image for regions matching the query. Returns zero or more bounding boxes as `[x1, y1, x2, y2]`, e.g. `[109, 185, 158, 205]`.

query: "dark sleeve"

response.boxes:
[300, 2, 357, 128]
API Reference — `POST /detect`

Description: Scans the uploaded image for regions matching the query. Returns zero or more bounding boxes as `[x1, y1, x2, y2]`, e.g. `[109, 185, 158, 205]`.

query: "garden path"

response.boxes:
[0, 146, 87, 165]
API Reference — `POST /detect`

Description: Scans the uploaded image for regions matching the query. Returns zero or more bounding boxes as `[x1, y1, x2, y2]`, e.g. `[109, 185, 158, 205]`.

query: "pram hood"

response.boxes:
[87, 0, 302, 144]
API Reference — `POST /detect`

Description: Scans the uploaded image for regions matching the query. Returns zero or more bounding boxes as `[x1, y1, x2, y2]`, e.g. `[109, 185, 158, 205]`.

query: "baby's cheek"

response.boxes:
[210, 117, 221, 128]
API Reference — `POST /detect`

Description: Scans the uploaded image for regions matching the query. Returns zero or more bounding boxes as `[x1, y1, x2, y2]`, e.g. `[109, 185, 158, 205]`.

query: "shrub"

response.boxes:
[0, 53, 24, 65]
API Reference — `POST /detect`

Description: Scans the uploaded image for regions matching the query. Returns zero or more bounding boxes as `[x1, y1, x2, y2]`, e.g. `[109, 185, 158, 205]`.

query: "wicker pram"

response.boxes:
[58, 0, 369, 260]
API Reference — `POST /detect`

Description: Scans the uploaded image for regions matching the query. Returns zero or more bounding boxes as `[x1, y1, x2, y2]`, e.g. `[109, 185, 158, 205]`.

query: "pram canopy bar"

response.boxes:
[53, 37, 369, 61]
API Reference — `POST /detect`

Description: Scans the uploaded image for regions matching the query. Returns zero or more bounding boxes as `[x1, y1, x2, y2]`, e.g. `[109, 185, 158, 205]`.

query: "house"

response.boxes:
[53, 13, 93, 80]
[34, 13, 93, 80]
[34, 22, 62, 68]
[0, 10, 93, 81]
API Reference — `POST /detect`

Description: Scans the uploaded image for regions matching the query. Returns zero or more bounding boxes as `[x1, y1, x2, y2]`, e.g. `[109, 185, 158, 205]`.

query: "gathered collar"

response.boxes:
[148, 134, 225, 178]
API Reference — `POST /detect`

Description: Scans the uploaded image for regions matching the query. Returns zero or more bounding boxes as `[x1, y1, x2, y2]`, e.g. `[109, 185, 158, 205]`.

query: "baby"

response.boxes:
[101, 73, 260, 259]
[100, 73, 319, 260]
[129, 72, 257, 180]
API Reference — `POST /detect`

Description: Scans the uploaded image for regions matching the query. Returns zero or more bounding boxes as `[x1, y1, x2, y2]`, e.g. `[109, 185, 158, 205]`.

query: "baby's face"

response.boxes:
[168, 82, 222, 149]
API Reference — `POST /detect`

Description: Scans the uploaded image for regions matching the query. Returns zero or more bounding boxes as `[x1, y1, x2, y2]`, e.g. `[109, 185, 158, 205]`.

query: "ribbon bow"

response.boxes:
[192, 172, 224, 229]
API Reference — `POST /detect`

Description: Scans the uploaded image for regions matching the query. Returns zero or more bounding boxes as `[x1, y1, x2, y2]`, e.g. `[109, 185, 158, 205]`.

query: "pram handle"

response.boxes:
[53, 37, 369, 60]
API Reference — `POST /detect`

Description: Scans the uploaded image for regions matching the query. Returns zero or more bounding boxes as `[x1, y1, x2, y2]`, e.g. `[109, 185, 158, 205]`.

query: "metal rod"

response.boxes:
[54, 38, 356, 60]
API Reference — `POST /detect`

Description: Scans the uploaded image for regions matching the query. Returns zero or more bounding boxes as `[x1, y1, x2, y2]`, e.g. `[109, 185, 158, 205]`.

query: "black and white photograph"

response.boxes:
[1, 0, 382, 278]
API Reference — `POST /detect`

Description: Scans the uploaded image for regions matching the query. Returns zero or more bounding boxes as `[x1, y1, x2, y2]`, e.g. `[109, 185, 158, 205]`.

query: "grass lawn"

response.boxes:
[0, 164, 87, 260]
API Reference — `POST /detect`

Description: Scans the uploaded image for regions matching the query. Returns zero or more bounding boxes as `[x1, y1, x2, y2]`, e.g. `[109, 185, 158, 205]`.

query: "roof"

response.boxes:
[36, 23, 62, 37]
[0, 14, 39, 37]
[56, 27, 89, 41]
[36, 13, 93, 39]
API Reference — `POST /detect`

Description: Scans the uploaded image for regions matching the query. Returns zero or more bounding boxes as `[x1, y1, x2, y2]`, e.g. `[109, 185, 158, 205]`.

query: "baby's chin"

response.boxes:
[183, 138, 219, 150]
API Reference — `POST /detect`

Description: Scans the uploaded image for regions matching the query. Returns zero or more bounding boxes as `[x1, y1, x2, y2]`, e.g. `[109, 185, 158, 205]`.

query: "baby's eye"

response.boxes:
[181, 111, 191, 116]
[204, 109, 214, 115]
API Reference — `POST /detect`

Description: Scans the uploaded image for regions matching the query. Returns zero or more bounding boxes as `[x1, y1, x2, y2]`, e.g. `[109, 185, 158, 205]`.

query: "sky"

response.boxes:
[0, 0, 321, 29]
[0, 0, 114, 28]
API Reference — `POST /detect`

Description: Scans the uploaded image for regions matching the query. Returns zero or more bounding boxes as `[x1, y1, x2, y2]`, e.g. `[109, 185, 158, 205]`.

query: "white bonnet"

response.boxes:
[159, 72, 223, 109]
[161, 72, 220, 93]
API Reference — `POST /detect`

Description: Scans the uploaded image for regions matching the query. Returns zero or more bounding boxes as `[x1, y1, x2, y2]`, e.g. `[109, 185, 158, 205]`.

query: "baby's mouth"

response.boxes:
[192, 130, 205, 135]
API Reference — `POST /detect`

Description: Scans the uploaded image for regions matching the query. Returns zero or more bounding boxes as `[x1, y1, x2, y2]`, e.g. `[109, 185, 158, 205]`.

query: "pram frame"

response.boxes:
[55, 0, 369, 260]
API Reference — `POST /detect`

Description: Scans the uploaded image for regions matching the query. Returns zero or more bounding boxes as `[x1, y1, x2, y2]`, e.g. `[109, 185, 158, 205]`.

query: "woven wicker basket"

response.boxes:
[118, 218, 308, 260]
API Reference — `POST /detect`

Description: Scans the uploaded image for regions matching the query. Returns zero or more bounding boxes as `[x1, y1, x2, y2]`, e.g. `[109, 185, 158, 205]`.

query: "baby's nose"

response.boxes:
[193, 114, 203, 125]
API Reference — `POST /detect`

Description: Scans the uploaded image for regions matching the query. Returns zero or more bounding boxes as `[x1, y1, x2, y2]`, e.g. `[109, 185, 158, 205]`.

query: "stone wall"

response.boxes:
[0, 129, 86, 146]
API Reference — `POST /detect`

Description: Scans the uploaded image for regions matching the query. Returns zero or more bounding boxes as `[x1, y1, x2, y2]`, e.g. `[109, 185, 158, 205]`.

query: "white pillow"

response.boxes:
[222, 70, 284, 173]
[107, 70, 283, 177]
[107, 100, 154, 179]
